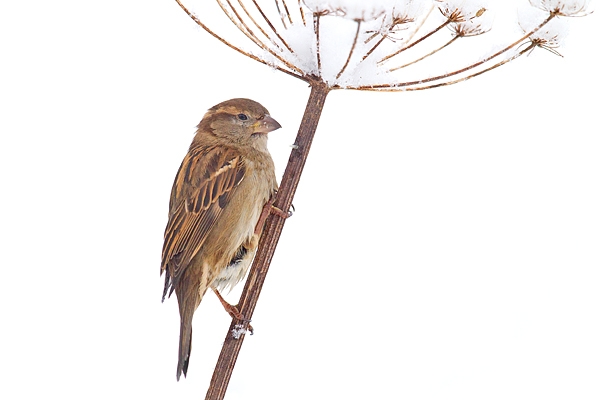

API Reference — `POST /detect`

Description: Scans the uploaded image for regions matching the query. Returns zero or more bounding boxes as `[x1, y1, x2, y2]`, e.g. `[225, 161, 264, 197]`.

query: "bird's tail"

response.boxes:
[177, 308, 193, 381]
[174, 266, 209, 381]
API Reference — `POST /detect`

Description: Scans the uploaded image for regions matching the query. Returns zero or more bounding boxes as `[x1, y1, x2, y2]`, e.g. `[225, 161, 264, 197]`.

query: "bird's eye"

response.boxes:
[237, 113, 248, 121]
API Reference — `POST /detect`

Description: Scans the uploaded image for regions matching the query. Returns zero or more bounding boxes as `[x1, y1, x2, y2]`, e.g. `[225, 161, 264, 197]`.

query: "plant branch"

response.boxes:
[388, 35, 459, 72]
[280, 0, 293, 25]
[174, 0, 306, 81]
[218, 0, 305, 75]
[274, 0, 287, 28]
[204, 80, 331, 400]
[235, 0, 285, 53]
[298, 0, 306, 26]
[377, 18, 452, 64]
[250, 0, 295, 53]
[314, 14, 323, 77]
[348, 11, 558, 91]
[370, 41, 537, 92]
[336, 20, 361, 79]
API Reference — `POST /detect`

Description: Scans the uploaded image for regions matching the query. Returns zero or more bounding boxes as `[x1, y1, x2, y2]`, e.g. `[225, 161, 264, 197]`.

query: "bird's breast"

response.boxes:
[205, 163, 276, 291]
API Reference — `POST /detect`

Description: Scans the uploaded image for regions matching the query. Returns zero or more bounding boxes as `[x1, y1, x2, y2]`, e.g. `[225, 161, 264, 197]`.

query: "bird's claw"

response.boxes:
[223, 303, 255, 335]
[270, 205, 293, 219]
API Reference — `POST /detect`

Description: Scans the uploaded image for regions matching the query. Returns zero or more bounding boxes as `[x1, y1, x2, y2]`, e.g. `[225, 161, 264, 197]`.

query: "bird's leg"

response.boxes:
[212, 288, 254, 334]
[254, 196, 293, 235]
[212, 288, 245, 320]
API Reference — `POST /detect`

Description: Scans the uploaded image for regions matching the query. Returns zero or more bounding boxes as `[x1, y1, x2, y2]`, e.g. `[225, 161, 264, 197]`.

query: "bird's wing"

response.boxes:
[161, 144, 246, 300]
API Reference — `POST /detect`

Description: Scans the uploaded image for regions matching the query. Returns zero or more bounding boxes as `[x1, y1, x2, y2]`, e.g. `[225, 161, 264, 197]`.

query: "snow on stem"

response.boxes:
[346, 9, 560, 91]
[175, 0, 589, 90]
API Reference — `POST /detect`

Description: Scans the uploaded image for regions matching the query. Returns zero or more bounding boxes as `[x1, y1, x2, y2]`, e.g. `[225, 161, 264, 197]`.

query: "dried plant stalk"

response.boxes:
[336, 20, 362, 79]
[353, 11, 558, 91]
[204, 80, 330, 400]
[377, 18, 453, 64]
[250, 0, 295, 53]
[389, 36, 460, 71]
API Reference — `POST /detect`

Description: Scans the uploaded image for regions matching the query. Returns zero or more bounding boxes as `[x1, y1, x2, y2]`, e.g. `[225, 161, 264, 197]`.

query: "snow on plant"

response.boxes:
[174, 0, 592, 90]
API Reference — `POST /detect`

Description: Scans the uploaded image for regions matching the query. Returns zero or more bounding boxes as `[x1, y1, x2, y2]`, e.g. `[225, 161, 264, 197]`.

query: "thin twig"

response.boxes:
[219, 0, 260, 43]
[236, 0, 285, 53]
[174, 0, 305, 81]
[219, 1, 274, 57]
[377, 18, 452, 64]
[280, 0, 293, 25]
[370, 41, 537, 92]
[349, 11, 558, 90]
[314, 13, 322, 77]
[275, 0, 293, 28]
[217, 0, 306, 75]
[298, 0, 306, 26]
[275, 0, 287, 29]
[401, 2, 436, 50]
[251, 0, 295, 53]
[336, 20, 362, 79]
[364, 5, 456, 64]
[388, 36, 459, 71]
[361, 33, 387, 61]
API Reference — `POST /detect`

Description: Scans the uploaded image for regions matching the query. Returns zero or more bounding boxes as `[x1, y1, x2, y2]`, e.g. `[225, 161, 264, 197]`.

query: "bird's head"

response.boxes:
[197, 98, 281, 149]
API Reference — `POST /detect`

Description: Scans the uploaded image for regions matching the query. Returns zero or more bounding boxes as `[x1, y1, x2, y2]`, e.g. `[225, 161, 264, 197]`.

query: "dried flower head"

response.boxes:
[529, 0, 592, 16]
[175, 0, 592, 91]
[448, 6, 492, 37]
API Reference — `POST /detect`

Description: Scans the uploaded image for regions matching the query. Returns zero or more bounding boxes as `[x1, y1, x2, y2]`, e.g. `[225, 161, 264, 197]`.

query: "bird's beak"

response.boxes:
[253, 115, 282, 134]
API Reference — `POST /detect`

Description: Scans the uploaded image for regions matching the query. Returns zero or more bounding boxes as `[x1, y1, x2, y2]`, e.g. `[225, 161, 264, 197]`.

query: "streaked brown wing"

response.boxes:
[161, 144, 246, 300]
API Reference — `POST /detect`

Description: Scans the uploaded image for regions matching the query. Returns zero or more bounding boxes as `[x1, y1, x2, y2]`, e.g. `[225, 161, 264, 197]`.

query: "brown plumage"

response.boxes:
[161, 98, 281, 380]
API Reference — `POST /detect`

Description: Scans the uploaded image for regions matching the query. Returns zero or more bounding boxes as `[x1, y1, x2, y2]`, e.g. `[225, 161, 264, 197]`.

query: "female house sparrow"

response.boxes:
[161, 98, 281, 380]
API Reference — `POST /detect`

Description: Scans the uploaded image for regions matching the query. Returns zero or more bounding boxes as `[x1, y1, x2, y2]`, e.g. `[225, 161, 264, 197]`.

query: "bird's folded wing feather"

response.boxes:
[161, 144, 246, 299]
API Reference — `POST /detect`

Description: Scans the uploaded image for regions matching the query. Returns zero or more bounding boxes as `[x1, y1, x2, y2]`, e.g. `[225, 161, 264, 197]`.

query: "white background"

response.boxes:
[1, 1, 598, 399]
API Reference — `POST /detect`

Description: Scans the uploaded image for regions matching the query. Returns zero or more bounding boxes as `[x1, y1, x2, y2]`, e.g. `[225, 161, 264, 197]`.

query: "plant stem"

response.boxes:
[204, 79, 330, 400]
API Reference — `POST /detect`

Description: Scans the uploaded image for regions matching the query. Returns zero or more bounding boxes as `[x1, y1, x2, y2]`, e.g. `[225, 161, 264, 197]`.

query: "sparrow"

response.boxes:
[161, 98, 281, 381]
